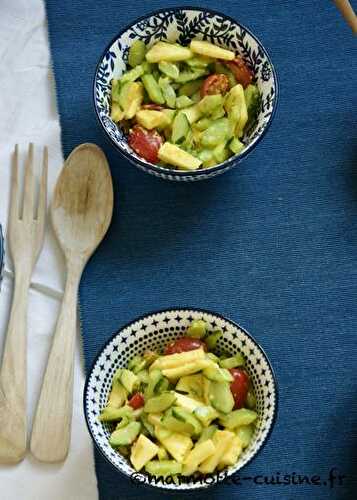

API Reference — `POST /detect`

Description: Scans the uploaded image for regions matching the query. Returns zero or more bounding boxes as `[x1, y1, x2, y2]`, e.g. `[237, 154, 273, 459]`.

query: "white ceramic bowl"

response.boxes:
[93, 7, 278, 181]
[84, 308, 278, 490]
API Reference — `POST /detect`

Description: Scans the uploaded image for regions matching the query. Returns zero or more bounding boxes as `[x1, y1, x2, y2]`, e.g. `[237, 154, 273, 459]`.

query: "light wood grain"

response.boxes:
[0, 144, 47, 463]
[334, 0, 357, 33]
[30, 143, 113, 463]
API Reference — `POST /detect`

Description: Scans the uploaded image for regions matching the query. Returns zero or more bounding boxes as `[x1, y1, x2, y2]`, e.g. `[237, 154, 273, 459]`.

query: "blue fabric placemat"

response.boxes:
[45, 1, 357, 498]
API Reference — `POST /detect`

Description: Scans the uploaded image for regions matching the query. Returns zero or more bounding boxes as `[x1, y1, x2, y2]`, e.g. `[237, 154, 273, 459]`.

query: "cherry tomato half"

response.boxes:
[141, 103, 164, 111]
[201, 73, 230, 97]
[229, 368, 250, 409]
[128, 392, 145, 409]
[128, 125, 163, 163]
[224, 57, 253, 89]
[164, 336, 207, 355]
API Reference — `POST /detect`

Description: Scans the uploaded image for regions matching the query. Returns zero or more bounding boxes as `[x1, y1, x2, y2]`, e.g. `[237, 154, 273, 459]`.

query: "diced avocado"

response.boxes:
[99, 405, 132, 422]
[208, 380, 235, 414]
[158, 142, 202, 171]
[144, 369, 163, 399]
[182, 439, 216, 476]
[140, 413, 155, 437]
[144, 391, 176, 413]
[197, 424, 218, 444]
[128, 40, 146, 68]
[161, 409, 195, 435]
[193, 406, 219, 427]
[198, 94, 223, 115]
[171, 112, 190, 144]
[219, 435, 242, 467]
[175, 374, 204, 399]
[190, 40, 235, 61]
[109, 421, 141, 447]
[158, 61, 180, 79]
[120, 64, 144, 84]
[220, 408, 258, 429]
[145, 459, 182, 477]
[236, 424, 254, 448]
[205, 330, 223, 350]
[186, 319, 207, 339]
[213, 143, 230, 163]
[150, 348, 205, 371]
[107, 378, 128, 408]
[219, 352, 245, 369]
[157, 446, 169, 460]
[141, 74, 165, 104]
[110, 102, 124, 122]
[136, 109, 170, 130]
[162, 359, 211, 379]
[181, 104, 202, 124]
[146, 42, 193, 63]
[130, 433, 159, 471]
[147, 413, 163, 427]
[198, 430, 235, 474]
[155, 426, 193, 463]
[203, 364, 233, 383]
[171, 406, 202, 437]
[225, 84, 248, 136]
[120, 369, 139, 394]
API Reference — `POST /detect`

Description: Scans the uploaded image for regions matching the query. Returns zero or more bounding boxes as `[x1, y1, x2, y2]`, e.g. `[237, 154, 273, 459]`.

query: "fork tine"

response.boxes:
[37, 146, 48, 223]
[9, 145, 20, 223]
[22, 143, 35, 220]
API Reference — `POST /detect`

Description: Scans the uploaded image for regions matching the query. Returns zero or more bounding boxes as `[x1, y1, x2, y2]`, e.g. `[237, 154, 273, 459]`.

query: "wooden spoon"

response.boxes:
[30, 143, 113, 462]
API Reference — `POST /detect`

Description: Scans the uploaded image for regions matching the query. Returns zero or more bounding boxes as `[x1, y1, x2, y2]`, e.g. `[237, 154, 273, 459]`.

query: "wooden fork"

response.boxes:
[0, 144, 47, 463]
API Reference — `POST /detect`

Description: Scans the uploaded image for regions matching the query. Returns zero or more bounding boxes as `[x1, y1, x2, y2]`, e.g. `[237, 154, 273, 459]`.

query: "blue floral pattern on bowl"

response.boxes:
[84, 308, 278, 490]
[94, 8, 278, 181]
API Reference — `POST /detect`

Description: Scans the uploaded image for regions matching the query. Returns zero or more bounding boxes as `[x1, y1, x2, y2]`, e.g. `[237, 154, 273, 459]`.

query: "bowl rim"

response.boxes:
[83, 306, 279, 490]
[93, 5, 279, 177]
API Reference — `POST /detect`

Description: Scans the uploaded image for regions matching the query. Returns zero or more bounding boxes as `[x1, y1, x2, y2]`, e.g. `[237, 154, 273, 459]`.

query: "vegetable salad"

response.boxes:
[110, 39, 260, 170]
[99, 320, 257, 478]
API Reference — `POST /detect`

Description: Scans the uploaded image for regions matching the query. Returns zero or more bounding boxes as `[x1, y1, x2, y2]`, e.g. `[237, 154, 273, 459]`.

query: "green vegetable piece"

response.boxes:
[145, 369, 163, 399]
[213, 143, 230, 163]
[171, 406, 202, 437]
[219, 353, 245, 369]
[157, 446, 169, 460]
[175, 68, 208, 84]
[155, 377, 169, 394]
[186, 55, 214, 68]
[244, 84, 261, 130]
[193, 406, 218, 427]
[176, 95, 194, 109]
[120, 369, 139, 393]
[229, 137, 245, 155]
[120, 64, 144, 84]
[211, 106, 226, 120]
[99, 405, 132, 422]
[128, 355, 147, 374]
[197, 94, 223, 115]
[161, 409, 195, 435]
[208, 381, 235, 414]
[195, 117, 212, 131]
[140, 413, 155, 437]
[145, 460, 182, 477]
[178, 79, 204, 97]
[141, 61, 153, 74]
[203, 364, 233, 383]
[204, 330, 222, 350]
[181, 103, 202, 124]
[141, 74, 165, 105]
[144, 392, 176, 413]
[171, 112, 190, 144]
[137, 369, 149, 385]
[186, 319, 207, 339]
[190, 91, 201, 103]
[246, 390, 257, 410]
[197, 424, 218, 444]
[117, 81, 131, 110]
[111, 79, 121, 103]
[158, 61, 180, 79]
[152, 69, 160, 81]
[220, 408, 258, 429]
[117, 445, 130, 456]
[201, 118, 229, 148]
[109, 421, 141, 446]
[107, 378, 127, 408]
[143, 350, 159, 365]
[236, 424, 254, 448]
[205, 352, 219, 363]
[175, 374, 204, 399]
[214, 61, 236, 88]
[116, 416, 130, 429]
[158, 77, 176, 108]
[128, 40, 146, 67]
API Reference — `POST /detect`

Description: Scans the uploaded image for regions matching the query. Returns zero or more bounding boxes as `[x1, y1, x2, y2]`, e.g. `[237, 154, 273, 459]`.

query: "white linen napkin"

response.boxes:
[0, 1, 97, 498]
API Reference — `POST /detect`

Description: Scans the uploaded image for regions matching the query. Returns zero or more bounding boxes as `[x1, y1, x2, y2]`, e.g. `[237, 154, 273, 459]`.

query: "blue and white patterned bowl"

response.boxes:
[93, 7, 278, 182]
[84, 308, 278, 490]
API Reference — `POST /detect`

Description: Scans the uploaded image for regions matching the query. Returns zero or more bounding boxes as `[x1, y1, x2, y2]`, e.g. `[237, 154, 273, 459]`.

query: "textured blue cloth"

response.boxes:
[45, 1, 357, 498]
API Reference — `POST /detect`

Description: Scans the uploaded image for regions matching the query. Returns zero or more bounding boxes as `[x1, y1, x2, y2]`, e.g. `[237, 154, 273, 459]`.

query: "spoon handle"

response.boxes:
[30, 267, 80, 462]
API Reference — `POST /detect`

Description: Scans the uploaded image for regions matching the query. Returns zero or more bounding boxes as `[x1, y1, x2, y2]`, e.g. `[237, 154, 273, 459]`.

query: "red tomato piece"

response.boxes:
[141, 103, 164, 110]
[128, 125, 163, 163]
[164, 337, 207, 355]
[224, 57, 253, 88]
[229, 368, 250, 409]
[128, 392, 145, 409]
[201, 73, 230, 97]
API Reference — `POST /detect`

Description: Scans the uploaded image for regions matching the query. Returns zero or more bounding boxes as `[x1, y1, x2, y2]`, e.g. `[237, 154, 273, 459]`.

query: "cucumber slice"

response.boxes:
[208, 381, 235, 414]
[171, 406, 202, 437]
[128, 40, 146, 67]
[219, 353, 245, 369]
[171, 112, 190, 144]
[109, 421, 141, 446]
[144, 391, 176, 413]
[145, 460, 182, 477]
[220, 408, 258, 429]
[204, 330, 222, 350]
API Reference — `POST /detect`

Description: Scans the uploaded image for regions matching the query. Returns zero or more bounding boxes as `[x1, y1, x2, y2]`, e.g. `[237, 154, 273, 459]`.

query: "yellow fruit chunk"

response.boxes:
[158, 142, 202, 170]
[198, 430, 235, 473]
[130, 434, 159, 471]
[182, 439, 216, 476]
[190, 40, 235, 61]
[219, 435, 243, 467]
[146, 41, 193, 62]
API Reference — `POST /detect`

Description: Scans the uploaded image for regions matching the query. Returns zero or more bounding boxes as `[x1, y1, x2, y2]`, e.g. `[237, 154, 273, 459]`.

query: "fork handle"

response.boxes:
[0, 271, 31, 463]
[30, 266, 80, 463]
